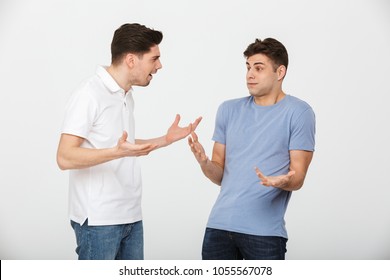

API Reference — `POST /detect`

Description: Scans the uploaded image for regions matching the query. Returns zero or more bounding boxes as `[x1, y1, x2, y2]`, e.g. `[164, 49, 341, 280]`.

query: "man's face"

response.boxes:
[246, 53, 281, 98]
[132, 45, 162, 87]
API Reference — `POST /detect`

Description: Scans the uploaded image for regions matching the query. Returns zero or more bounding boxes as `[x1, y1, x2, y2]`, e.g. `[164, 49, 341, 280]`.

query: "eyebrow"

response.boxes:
[246, 61, 265, 66]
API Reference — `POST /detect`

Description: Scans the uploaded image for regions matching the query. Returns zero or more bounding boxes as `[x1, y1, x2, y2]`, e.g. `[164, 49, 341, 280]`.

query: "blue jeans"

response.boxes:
[70, 219, 144, 260]
[202, 228, 287, 260]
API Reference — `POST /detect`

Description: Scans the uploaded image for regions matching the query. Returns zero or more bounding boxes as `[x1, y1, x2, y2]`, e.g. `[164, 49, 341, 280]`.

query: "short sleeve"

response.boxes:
[61, 90, 98, 139]
[212, 102, 227, 144]
[289, 107, 316, 151]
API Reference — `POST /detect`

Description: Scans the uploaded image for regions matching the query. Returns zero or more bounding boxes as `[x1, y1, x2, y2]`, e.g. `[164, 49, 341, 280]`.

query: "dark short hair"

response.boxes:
[243, 38, 288, 71]
[111, 23, 163, 64]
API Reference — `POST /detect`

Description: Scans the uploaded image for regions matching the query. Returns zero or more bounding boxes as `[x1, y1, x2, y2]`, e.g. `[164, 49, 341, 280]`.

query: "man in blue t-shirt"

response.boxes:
[188, 38, 315, 260]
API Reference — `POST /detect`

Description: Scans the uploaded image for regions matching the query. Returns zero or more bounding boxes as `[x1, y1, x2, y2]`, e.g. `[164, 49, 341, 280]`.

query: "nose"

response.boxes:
[246, 69, 254, 80]
[156, 59, 162, 70]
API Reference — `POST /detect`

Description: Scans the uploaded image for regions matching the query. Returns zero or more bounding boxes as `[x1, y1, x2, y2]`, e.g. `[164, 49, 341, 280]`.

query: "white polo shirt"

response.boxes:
[62, 66, 142, 226]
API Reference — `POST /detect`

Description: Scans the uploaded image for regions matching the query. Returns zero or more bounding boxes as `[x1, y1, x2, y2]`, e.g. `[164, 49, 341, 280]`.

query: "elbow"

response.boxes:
[57, 153, 70, 170]
[57, 159, 68, 170]
[290, 181, 304, 191]
[292, 185, 303, 191]
[210, 176, 223, 186]
[211, 179, 222, 186]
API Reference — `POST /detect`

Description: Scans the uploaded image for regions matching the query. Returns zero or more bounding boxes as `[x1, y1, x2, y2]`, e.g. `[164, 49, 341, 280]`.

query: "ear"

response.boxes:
[277, 65, 287, 81]
[124, 53, 136, 69]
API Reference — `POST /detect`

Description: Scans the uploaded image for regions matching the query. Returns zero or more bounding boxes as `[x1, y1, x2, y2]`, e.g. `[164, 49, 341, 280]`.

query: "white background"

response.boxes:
[0, 0, 389, 260]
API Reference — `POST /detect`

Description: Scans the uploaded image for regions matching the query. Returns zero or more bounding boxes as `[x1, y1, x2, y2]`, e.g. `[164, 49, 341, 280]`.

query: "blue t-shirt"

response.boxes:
[208, 95, 315, 238]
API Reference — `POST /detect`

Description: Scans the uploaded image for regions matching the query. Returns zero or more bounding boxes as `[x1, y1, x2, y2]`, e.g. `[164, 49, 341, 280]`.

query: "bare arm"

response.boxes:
[188, 132, 225, 186]
[136, 114, 202, 149]
[57, 115, 202, 170]
[56, 131, 157, 170]
[255, 150, 313, 191]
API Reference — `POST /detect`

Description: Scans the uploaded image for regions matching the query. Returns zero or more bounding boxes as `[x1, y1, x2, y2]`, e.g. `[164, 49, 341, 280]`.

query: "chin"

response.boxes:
[138, 81, 151, 87]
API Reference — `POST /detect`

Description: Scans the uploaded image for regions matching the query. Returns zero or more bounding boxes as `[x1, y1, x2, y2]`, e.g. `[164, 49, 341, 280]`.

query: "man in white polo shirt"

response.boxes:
[56, 23, 201, 260]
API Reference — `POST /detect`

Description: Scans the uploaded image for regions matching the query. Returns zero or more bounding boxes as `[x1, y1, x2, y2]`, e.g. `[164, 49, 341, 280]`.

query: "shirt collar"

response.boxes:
[96, 66, 133, 95]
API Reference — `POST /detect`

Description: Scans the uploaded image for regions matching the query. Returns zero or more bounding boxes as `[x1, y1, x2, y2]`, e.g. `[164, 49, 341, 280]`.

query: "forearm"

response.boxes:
[57, 146, 120, 170]
[281, 173, 306, 191]
[281, 150, 313, 191]
[200, 159, 224, 186]
[136, 136, 169, 150]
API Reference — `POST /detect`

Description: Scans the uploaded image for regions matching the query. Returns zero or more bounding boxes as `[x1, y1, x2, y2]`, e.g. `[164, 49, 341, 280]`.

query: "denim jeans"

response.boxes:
[70, 219, 144, 260]
[202, 228, 287, 260]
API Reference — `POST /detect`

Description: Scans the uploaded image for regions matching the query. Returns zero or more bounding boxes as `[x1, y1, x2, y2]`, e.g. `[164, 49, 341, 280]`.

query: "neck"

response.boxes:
[253, 90, 285, 106]
[107, 64, 132, 92]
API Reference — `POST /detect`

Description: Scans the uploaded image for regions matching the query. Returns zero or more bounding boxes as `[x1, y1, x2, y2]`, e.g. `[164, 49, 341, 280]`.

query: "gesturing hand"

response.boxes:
[188, 131, 208, 165]
[254, 167, 295, 189]
[166, 114, 202, 144]
[117, 131, 157, 157]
